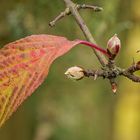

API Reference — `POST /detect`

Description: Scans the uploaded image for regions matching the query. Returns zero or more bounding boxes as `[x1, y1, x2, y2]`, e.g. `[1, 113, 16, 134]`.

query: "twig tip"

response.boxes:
[49, 22, 55, 27]
[94, 6, 103, 12]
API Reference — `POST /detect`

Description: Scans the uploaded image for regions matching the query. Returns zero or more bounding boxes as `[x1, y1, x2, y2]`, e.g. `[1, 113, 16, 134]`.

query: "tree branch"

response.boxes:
[49, 0, 140, 92]
[49, 0, 116, 91]
[63, 0, 119, 91]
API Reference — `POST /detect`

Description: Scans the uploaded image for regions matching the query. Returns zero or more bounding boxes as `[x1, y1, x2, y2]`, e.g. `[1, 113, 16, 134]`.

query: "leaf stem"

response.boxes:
[78, 40, 109, 57]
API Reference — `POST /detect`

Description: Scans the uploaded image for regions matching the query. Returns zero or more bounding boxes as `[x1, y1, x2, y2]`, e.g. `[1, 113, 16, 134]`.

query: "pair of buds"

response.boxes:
[65, 34, 121, 80]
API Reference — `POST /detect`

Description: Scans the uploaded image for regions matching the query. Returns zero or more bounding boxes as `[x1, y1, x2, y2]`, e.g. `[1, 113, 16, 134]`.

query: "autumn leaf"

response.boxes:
[0, 34, 107, 127]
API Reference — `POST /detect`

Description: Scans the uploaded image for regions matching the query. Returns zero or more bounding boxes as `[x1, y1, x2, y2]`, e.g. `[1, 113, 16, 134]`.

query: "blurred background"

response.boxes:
[0, 0, 140, 140]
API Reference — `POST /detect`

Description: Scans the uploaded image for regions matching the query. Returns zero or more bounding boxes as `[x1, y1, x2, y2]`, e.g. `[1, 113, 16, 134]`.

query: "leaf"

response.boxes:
[0, 34, 107, 127]
[0, 34, 81, 127]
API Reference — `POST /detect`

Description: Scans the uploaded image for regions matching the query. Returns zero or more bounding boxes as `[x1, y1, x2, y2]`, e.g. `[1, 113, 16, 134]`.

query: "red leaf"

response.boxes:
[0, 34, 81, 127]
[0, 34, 107, 127]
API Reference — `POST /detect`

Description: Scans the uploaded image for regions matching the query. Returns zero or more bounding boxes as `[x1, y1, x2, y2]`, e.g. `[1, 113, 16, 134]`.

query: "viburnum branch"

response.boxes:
[49, 0, 140, 93]
[64, 66, 116, 80]
[50, 0, 120, 92]
[66, 63, 140, 83]
[63, 0, 118, 92]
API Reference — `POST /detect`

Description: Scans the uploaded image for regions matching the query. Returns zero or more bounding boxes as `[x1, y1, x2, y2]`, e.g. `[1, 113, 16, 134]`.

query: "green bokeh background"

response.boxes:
[0, 0, 140, 140]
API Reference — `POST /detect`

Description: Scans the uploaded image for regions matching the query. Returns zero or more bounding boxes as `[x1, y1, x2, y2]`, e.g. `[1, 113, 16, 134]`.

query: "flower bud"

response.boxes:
[107, 34, 121, 59]
[64, 66, 84, 80]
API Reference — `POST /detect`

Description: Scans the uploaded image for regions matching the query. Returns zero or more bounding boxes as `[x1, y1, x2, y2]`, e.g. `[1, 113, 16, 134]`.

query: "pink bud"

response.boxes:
[107, 34, 121, 59]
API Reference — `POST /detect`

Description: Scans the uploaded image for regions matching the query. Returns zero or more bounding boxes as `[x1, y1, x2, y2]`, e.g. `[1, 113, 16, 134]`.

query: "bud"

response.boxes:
[111, 83, 117, 93]
[64, 66, 84, 80]
[107, 34, 121, 59]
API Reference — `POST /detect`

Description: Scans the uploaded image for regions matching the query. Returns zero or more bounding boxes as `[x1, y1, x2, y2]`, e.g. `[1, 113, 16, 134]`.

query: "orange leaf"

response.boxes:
[0, 34, 107, 127]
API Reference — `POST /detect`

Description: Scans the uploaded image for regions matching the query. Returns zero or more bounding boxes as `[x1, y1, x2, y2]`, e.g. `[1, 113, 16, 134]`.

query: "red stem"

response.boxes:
[78, 40, 109, 57]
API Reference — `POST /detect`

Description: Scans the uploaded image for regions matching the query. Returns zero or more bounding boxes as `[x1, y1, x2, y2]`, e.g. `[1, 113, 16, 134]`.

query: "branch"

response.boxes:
[49, 5, 103, 27]
[49, 0, 140, 92]
[65, 63, 140, 83]
[49, 0, 117, 92]
[62, 0, 118, 91]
